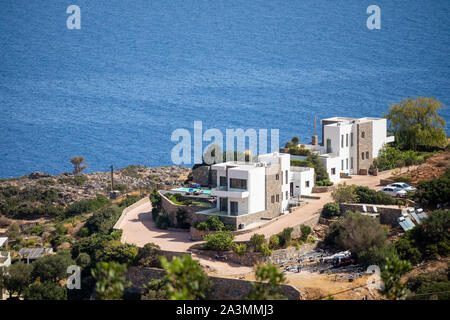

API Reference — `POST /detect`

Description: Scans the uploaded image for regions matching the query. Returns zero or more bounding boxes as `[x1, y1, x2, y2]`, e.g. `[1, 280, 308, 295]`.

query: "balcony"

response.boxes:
[211, 186, 249, 199]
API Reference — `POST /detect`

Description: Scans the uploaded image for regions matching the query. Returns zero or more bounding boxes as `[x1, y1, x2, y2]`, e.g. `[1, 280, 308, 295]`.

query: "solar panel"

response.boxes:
[404, 217, 415, 229]
[410, 211, 421, 224]
[399, 221, 410, 231]
[418, 212, 428, 220]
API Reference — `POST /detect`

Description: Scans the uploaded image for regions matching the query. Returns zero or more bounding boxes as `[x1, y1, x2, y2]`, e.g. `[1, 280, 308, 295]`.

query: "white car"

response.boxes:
[387, 183, 416, 192]
[379, 186, 407, 198]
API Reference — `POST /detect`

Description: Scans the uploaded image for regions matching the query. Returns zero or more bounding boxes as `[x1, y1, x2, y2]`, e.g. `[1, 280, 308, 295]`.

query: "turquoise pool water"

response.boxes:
[172, 187, 211, 195]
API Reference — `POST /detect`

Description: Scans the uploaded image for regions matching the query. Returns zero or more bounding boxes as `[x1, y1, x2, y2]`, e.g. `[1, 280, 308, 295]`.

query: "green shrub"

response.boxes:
[316, 179, 333, 187]
[413, 171, 450, 208]
[151, 208, 159, 221]
[156, 215, 170, 230]
[259, 243, 272, 256]
[64, 195, 110, 218]
[206, 216, 225, 231]
[250, 234, 266, 251]
[224, 224, 237, 231]
[202, 231, 234, 251]
[195, 221, 210, 231]
[392, 176, 413, 183]
[118, 195, 141, 208]
[300, 225, 311, 242]
[84, 206, 122, 235]
[322, 202, 340, 218]
[232, 243, 247, 256]
[277, 227, 293, 248]
[269, 235, 280, 250]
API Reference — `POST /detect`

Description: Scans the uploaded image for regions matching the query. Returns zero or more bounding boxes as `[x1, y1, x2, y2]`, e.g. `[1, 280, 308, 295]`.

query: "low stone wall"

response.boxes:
[191, 248, 266, 266]
[312, 185, 335, 193]
[189, 227, 215, 241]
[114, 196, 149, 230]
[340, 203, 408, 226]
[159, 191, 206, 226]
[269, 243, 316, 262]
[126, 266, 302, 300]
[290, 214, 321, 237]
[380, 178, 395, 186]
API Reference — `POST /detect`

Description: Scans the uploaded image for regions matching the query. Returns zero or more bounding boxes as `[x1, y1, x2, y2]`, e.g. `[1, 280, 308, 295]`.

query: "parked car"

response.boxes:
[387, 182, 416, 192]
[379, 186, 407, 198]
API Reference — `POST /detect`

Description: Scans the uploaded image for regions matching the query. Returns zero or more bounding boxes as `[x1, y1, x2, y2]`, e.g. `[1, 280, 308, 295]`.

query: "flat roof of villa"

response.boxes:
[322, 116, 384, 124]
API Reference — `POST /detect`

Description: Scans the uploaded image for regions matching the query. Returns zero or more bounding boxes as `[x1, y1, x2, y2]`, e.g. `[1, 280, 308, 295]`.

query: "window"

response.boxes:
[346, 134, 348, 147]
[219, 176, 227, 187]
[341, 135, 344, 148]
[275, 173, 279, 181]
[276, 194, 279, 202]
[281, 172, 283, 184]
[230, 178, 247, 189]
[341, 159, 344, 170]
[351, 157, 354, 169]
[271, 195, 275, 203]
[285, 170, 288, 184]
[326, 139, 332, 153]
[361, 152, 365, 160]
[346, 158, 348, 170]
[286, 191, 288, 199]
[366, 151, 369, 159]
[306, 181, 310, 188]
[350, 132, 353, 146]
[331, 168, 336, 175]
[361, 131, 365, 138]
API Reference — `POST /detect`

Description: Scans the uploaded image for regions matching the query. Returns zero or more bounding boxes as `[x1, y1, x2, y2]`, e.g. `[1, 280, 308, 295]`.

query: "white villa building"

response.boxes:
[204, 152, 314, 221]
[297, 117, 394, 183]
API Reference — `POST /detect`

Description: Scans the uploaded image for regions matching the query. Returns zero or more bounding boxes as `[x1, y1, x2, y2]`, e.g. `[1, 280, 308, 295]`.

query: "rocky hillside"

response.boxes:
[0, 165, 191, 206]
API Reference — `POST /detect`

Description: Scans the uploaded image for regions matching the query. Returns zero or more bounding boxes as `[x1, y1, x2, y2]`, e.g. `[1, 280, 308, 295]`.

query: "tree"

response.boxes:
[306, 153, 329, 183]
[331, 183, 358, 203]
[247, 262, 287, 300]
[70, 156, 87, 174]
[325, 211, 388, 257]
[381, 256, 412, 300]
[31, 250, 75, 283]
[160, 255, 212, 300]
[23, 281, 67, 300]
[384, 97, 447, 150]
[0, 262, 33, 299]
[92, 261, 129, 300]
[136, 243, 162, 267]
[95, 242, 138, 265]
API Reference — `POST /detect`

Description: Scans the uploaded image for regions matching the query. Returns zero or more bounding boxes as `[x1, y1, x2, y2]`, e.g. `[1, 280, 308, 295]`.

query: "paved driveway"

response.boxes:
[120, 168, 401, 252]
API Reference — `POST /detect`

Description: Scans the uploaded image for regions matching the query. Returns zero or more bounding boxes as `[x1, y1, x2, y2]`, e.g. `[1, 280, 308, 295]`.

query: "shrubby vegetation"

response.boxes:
[395, 210, 449, 264]
[324, 211, 391, 266]
[195, 215, 236, 231]
[372, 146, 431, 171]
[202, 231, 235, 251]
[331, 183, 402, 205]
[405, 267, 450, 300]
[413, 170, 450, 208]
[247, 262, 287, 300]
[321, 202, 340, 218]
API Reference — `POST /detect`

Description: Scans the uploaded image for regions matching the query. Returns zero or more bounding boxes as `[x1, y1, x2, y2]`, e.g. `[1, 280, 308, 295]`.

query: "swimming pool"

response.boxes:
[172, 187, 211, 195]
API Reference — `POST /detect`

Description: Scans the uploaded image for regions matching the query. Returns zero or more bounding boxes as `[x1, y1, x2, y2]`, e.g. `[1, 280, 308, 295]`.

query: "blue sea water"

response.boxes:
[0, 0, 449, 178]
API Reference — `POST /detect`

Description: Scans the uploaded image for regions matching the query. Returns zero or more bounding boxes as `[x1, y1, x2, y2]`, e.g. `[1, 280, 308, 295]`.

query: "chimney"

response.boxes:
[311, 116, 318, 145]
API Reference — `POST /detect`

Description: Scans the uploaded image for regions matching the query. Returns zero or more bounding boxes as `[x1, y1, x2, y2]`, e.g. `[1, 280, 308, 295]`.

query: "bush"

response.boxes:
[75, 252, 92, 269]
[250, 234, 266, 251]
[64, 196, 110, 218]
[277, 227, 293, 248]
[269, 235, 280, 250]
[136, 243, 162, 267]
[195, 221, 210, 231]
[322, 202, 340, 218]
[232, 243, 247, 256]
[259, 243, 272, 256]
[355, 186, 400, 205]
[413, 171, 450, 208]
[331, 183, 358, 203]
[206, 215, 225, 231]
[300, 225, 311, 242]
[84, 206, 122, 235]
[156, 215, 170, 230]
[202, 231, 234, 251]
[324, 211, 388, 258]
[316, 179, 333, 187]
[151, 208, 159, 221]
